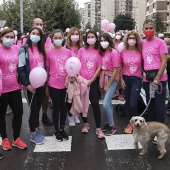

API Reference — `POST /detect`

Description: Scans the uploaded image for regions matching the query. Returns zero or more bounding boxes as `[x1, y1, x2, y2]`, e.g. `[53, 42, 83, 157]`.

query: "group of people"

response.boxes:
[0, 17, 169, 160]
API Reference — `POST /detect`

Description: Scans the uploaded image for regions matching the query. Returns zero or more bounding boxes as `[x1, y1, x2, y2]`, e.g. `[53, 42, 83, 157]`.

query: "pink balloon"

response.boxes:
[29, 67, 47, 88]
[117, 42, 125, 52]
[65, 57, 81, 76]
[101, 19, 109, 28]
[102, 22, 110, 33]
[109, 23, 116, 31]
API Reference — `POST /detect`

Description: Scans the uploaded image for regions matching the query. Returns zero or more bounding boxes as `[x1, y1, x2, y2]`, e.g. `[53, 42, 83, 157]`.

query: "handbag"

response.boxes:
[145, 69, 159, 81]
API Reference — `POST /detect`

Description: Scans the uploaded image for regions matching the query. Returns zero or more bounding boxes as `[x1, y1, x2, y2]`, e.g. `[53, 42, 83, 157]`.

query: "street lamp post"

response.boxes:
[20, 0, 23, 32]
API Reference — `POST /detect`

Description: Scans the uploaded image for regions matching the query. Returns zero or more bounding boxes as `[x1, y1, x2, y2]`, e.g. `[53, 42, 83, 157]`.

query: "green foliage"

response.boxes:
[84, 22, 91, 31]
[113, 13, 136, 32]
[92, 24, 101, 33]
[153, 13, 165, 33]
[0, 0, 81, 32]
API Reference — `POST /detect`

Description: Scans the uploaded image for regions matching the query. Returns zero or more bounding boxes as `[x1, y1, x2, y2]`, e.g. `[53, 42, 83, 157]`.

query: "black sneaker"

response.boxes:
[101, 123, 110, 132]
[42, 115, 53, 125]
[60, 130, 69, 140]
[105, 126, 116, 136]
[0, 153, 3, 160]
[54, 131, 63, 142]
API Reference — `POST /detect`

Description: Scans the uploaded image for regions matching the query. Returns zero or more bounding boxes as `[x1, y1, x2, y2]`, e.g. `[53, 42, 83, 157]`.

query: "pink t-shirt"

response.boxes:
[114, 42, 120, 50]
[77, 47, 102, 80]
[28, 46, 44, 70]
[101, 49, 120, 71]
[46, 47, 72, 89]
[120, 50, 142, 78]
[70, 46, 79, 57]
[16, 40, 23, 48]
[0, 45, 20, 93]
[142, 37, 168, 81]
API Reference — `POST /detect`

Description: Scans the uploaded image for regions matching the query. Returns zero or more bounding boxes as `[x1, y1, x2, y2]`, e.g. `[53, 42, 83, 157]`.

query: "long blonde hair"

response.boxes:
[124, 31, 142, 52]
[66, 27, 82, 49]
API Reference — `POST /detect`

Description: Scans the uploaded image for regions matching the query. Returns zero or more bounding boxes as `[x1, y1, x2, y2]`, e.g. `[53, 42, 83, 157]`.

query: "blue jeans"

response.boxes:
[143, 81, 166, 123]
[103, 79, 118, 126]
[123, 75, 142, 119]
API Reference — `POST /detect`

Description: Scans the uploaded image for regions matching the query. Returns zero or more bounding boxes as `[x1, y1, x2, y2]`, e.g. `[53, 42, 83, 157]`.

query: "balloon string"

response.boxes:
[28, 92, 35, 115]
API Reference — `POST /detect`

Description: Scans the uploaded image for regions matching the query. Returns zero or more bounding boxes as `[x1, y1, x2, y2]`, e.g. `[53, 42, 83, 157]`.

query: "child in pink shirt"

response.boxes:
[99, 33, 120, 136]
[120, 31, 143, 134]
[46, 29, 71, 142]
[0, 28, 27, 151]
[65, 27, 83, 126]
[77, 30, 105, 139]
[18, 27, 46, 145]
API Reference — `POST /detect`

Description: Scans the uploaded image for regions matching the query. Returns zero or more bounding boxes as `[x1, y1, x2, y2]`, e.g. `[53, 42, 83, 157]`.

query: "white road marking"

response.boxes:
[33, 136, 72, 152]
[105, 134, 142, 150]
[0, 137, 2, 146]
[22, 98, 125, 105]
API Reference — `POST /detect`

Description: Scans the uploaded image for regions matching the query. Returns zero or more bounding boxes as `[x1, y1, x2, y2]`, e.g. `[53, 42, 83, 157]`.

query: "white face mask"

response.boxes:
[115, 35, 121, 40]
[54, 39, 63, 46]
[100, 41, 109, 49]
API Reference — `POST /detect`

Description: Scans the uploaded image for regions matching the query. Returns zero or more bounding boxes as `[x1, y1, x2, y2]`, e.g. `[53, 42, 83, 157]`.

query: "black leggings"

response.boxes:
[27, 86, 45, 132]
[86, 80, 101, 128]
[0, 90, 23, 140]
[49, 86, 67, 131]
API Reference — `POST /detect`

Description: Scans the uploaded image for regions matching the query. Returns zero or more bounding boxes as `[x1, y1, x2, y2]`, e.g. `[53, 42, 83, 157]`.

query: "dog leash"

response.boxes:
[140, 80, 162, 117]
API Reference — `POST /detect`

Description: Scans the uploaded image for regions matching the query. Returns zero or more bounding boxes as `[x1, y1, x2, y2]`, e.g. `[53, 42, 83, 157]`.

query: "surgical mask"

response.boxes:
[115, 35, 121, 40]
[54, 39, 63, 46]
[145, 30, 154, 39]
[87, 38, 96, 45]
[128, 39, 136, 46]
[100, 41, 109, 49]
[71, 35, 79, 42]
[30, 35, 40, 44]
[3, 38, 14, 47]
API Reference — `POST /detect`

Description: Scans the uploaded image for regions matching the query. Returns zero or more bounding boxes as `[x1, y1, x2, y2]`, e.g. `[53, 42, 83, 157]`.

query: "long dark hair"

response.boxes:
[84, 30, 98, 50]
[98, 33, 114, 56]
[26, 27, 46, 60]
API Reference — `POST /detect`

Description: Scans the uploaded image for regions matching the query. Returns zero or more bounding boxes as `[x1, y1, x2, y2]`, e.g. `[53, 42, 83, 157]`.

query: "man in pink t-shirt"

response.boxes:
[142, 19, 167, 127]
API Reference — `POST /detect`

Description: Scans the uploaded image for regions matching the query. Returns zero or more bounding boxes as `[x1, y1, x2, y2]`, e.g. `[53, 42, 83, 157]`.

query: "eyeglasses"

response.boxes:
[128, 37, 136, 40]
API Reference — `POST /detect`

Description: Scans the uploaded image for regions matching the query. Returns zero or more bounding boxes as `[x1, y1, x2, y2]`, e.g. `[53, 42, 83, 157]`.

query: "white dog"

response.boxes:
[130, 116, 170, 159]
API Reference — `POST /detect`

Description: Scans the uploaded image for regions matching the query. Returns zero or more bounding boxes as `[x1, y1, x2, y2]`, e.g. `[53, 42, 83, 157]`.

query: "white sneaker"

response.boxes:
[68, 115, 75, 126]
[74, 115, 80, 124]
[6, 106, 12, 115]
[153, 136, 157, 144]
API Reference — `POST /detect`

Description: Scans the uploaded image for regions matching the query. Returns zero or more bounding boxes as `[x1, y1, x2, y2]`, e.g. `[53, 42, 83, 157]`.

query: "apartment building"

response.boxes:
[146, 0, 169, 32]
[101, 0, 115, 23]
[82, 2, 91, 30]
[132, 0, 146, 34]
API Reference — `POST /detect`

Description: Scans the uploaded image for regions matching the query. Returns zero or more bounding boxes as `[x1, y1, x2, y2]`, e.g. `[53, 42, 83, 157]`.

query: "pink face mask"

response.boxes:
[87, 38, 96, 45]
[128, 39, 136, 46]
[71, 35, 79, 42]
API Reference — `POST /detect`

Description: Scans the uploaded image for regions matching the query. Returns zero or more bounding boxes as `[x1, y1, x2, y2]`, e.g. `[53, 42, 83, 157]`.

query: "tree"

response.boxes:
[84, 22, 91, 31]
[92, 24, 101, 33]
[0, 0, 81, 32]
[153, 12, 165, 33]
[113, 13, 136, 32]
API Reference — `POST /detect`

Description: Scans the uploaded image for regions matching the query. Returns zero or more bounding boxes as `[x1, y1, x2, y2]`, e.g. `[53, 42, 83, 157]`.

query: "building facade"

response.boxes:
[146, 0, 169, 32]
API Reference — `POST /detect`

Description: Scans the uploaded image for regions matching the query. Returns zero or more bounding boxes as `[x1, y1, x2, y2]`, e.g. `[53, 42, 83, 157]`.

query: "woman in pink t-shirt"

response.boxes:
[120, 31, 143, 134]
[65, 27, 83, 126]
[114, 31, 123, 50]
[46, 29, 72, 142]
[77, 30, 105, 138]
[18, 27, 46, 145]
[99, 33, 120, 136]
[0, 28, 27, 150]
